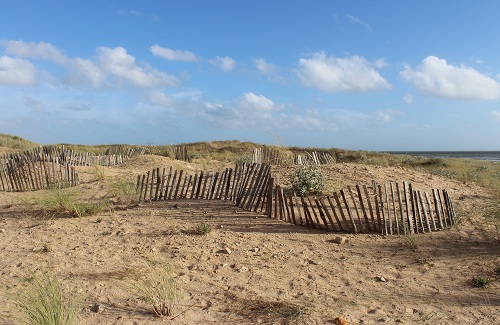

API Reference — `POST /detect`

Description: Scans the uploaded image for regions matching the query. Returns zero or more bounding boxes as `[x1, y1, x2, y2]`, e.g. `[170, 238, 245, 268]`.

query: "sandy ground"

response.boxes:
[0, 155, 499, 324]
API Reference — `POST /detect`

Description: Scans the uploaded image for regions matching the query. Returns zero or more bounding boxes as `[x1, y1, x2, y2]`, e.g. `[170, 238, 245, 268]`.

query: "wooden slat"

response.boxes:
[326, 196, 344, 231]
[356, 185, 371, 232]
[432, 189, 444, 229]
[348, 186, 365, 232]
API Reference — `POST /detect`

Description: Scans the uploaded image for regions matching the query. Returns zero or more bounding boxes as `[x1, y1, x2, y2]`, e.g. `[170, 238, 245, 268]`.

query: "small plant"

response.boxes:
[108, 176, 139, 205]
[92, 163, 106, 181]
[197, 223, 212, 235]
[15, 271, 80, 325]
[23, 188, 110, 218]
[471, 276, 491, 288]
[403, 231, 418, 251]
[130, 263, 177, 317]
[415, 254, 429, 265]
[42, 243, 51, 253]
[291, 164, 325, 196]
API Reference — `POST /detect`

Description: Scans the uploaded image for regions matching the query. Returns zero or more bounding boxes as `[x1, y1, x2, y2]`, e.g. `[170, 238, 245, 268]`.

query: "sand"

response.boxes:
[0, 155, 498, 324]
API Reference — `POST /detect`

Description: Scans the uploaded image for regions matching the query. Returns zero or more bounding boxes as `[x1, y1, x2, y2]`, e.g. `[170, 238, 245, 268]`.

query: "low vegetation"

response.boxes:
[291, 163, 325, 196]
[14, 271, 80, 325]
[21, 188, 111, 218]
[129, 263, 177, 317]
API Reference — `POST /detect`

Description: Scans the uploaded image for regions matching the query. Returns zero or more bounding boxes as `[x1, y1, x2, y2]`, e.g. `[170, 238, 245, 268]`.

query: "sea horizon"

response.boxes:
[385, 151, 500, 162]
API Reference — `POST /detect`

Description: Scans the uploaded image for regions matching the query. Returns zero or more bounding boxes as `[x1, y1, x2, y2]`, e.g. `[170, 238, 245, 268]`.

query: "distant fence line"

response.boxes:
[251, 147, 335, 166]
[0, 159, 79, 192]
[1, 145, 147, 167]
[136, 163, 457, 235]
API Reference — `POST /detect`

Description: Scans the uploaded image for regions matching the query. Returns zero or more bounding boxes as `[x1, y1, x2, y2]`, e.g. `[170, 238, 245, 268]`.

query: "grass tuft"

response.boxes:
[130, 263, 177, 317]
[15, 271, 79, 325]
[21, 188, 110, 218]
[197, 223, 212, 235]
[471, 276, 491, 288]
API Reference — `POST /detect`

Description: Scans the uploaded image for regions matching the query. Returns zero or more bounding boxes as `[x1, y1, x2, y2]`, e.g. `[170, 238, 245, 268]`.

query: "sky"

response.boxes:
[1, 1, 500, 151]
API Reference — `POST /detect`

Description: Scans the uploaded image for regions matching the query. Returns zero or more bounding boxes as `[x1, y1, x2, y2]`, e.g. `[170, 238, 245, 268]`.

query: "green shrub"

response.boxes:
[471, 276, 491, 288]
[197, 223, 212, 235]
[291, 164, 325, 196]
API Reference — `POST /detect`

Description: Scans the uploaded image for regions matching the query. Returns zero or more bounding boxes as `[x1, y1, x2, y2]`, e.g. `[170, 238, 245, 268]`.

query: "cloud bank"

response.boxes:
[401, 56, 500, 100]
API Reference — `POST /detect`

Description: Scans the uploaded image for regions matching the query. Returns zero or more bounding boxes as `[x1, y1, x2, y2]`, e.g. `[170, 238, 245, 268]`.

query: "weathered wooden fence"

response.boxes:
[136, 163, 271, 213]
[251, 147, 292, 165]
[294, 151, 335, 165]
[0, 160, 79, 192]
[251, 147, 334, 165]
[136, 163, 456, 235]
[1, 145, 145, 167]
[269, 181, 456, 235]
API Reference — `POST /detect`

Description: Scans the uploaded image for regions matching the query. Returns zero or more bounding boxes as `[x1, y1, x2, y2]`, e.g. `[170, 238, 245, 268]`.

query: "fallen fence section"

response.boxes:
[0, 160, 79, 192]
[268, 181, 456, 235]
[136, 163, 457, 235]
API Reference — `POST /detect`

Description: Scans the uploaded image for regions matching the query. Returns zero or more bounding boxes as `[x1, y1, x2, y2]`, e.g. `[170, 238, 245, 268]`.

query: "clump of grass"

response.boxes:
[291, 164, 325, 196]
[92, 163, 106, 181]
[108, 176, 139, 205]
[22, 188, 110, 218]
[471, 276, 491, 288]
[197, 223, 212, 235]
[15, 271, 80, 325]
[403, 231, 419, 251]
[130, 263, 177, 317]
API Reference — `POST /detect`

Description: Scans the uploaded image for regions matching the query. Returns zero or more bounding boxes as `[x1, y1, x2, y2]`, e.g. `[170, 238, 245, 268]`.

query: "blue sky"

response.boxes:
[1, 1, 500, 150]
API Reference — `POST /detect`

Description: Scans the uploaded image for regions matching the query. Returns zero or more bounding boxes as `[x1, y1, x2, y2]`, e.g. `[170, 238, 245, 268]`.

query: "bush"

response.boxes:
[291, 164, 325, 196]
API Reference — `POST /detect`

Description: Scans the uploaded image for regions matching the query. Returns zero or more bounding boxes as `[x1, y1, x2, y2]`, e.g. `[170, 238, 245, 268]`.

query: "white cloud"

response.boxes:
[209, 56, 236, 71]
[0, 56, 37, 85]
[149, 91, 173, 107]
[403, 94, 413, 104]
[491, 110, 500, 120]
[240, 92, 275, 112]
[67, 58, 107, 88]
[297, 52, 391, 92]
[375, 109, 403, 122]
[1, 40, 180, 89]
[97, 46, 179, 87]
[346, 14, 372, 32]
[400, 56, 500, 100]
[150, 44, 198, 62]
[4, 40, 68, 64]
[254, 57, 276, 74]
[374, 58, 388, 69]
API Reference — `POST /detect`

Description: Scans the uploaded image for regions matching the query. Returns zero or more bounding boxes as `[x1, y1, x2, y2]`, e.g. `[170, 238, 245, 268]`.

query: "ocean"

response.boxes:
[386, 151, 500, 162]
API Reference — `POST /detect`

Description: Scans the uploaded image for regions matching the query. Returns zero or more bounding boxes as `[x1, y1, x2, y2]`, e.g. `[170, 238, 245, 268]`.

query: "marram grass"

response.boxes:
[15, 271, 79, 325]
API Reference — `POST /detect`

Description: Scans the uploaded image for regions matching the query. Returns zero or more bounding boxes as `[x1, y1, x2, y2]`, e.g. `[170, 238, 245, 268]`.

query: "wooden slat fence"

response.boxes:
[294, 151, 335, 165]
[267, 181, 456, 235]
[250, 147, 334, 165]
[136, 163, 456, 235]
[136, 163, 271, 213]
[0, 159, 79, 192]
[1, 145, 146, 167]
[251, 147, 293, 166]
